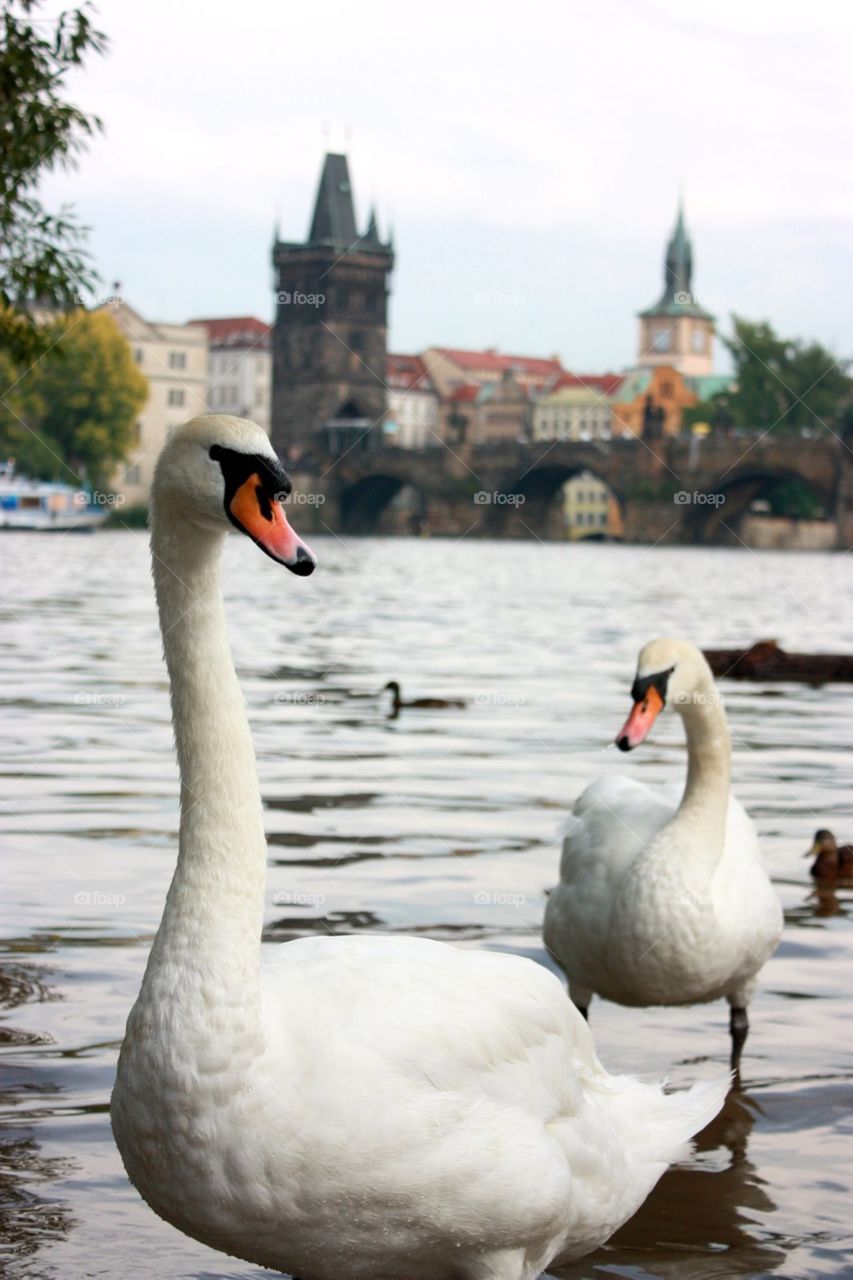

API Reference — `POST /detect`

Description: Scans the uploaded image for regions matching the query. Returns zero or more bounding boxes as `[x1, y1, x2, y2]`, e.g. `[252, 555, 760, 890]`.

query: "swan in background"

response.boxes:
[111, 425, 727, 1280]
[806, 829, 853, 881]
[383, 679, 467, 714]
[545, 638, 783, 1071]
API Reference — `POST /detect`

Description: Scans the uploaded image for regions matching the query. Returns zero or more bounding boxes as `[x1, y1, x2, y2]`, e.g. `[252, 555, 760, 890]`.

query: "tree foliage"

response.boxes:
[0, 308, 147, 486]
[722, 317, 850, 434]
[0, 0, 107, 363]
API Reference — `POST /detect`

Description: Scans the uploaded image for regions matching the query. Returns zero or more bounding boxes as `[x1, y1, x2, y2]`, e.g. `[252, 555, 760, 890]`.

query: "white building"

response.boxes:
[104, 301, 208, 506]
[532, 374, 624, 443]
[189, 316, 272, 433]
[385, 354, 441, 448]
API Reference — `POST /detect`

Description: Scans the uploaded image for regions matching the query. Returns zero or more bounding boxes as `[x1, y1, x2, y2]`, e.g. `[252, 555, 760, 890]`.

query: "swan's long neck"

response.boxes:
[670, 687, 731, 871]
[141, 516, 267, 1019]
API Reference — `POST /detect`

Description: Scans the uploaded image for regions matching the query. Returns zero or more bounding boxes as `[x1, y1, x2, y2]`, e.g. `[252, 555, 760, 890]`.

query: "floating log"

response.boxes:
[703, 640, 853, 685]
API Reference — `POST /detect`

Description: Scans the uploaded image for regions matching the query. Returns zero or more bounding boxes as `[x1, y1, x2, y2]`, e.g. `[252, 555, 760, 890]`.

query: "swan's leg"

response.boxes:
[569, 983, 592, 1021]
[729, 1006, 748, 1070]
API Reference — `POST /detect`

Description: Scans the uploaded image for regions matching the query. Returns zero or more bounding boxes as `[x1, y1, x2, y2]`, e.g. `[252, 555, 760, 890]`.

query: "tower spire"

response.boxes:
[308, 153, 358, 245]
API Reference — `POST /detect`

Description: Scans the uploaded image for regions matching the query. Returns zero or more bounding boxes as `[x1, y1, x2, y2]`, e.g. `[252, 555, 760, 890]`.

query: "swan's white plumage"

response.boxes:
[545, 641, 783, 1017]
[111, 428, 728, 1280]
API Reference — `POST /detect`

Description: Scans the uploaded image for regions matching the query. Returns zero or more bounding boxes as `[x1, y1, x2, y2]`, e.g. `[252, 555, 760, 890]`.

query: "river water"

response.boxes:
[1, 531, 852, 1279]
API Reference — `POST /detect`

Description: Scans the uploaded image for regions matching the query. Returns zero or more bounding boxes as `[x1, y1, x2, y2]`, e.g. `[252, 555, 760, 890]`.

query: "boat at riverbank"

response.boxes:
[0, 462, 108, 531]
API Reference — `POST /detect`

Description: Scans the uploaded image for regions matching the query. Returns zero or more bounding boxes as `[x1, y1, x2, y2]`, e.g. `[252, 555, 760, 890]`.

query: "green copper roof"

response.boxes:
[685, 374, 733, 399]
[639, 199, 714, 321]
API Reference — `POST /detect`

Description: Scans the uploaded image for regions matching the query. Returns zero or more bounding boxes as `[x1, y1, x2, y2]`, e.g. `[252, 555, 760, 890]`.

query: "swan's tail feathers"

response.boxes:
[644, 1073, 731, 1165]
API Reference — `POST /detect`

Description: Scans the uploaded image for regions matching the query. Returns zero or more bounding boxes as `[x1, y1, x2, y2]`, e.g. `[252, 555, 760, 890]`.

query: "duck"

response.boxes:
[806, 829, 853, 881]
[544, 638, 783, 1072]
[383, 679, 466, 713]
[111, 433, 728, 1280]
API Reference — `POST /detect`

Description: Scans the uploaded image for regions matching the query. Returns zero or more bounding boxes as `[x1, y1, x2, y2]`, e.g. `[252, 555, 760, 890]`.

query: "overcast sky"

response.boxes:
[42, 0, 852, 372]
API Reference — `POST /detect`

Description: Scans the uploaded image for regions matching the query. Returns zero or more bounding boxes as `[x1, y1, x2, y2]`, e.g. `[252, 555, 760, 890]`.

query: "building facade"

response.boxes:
[637, 201, 715, 377]
[385, 354, 440, 447]
[104, 302, 208, 506]
[563, 471, 623, 540]
[189, 316, 271, 433]
[423, 347, 564, 400]
[532, 373, 624, 442]
[270, 153, 394, 458]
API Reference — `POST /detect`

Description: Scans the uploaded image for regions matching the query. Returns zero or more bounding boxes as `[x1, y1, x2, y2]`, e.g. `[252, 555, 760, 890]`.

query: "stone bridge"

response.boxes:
[292, 435, 852, 547]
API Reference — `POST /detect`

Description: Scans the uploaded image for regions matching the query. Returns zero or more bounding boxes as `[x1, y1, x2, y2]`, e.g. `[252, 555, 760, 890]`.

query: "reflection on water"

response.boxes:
[555, 1090, 785, 1279]
[1, 532, 853, 1278]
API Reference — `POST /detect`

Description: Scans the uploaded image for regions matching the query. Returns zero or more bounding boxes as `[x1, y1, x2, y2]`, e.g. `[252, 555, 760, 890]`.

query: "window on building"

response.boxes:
[652, 327, 672, 352]
[660, 381, 673, 397]
[168, 351, 186, 370]
[133, 347, 143, 365]
[691, 328, 706, 354]
[168, 388, 185, 407]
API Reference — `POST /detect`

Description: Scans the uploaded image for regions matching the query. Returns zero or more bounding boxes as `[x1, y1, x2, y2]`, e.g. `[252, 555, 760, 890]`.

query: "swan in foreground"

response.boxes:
[112, 430, 727, 1280]
[545, 638, 783, 1071]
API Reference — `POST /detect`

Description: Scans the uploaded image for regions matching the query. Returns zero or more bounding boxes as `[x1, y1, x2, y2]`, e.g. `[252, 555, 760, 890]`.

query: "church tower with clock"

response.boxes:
[637, 200, 714, 377]
[270, 153, 394, 456]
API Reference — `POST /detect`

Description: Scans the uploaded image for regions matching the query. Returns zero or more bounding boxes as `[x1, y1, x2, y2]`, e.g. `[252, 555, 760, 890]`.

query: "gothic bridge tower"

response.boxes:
[271, 153, 394, 456]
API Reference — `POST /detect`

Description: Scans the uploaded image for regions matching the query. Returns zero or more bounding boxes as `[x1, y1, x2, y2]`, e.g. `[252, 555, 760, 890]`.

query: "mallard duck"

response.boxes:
[806, 829, 853, 880]
[384, 680, 466, 713]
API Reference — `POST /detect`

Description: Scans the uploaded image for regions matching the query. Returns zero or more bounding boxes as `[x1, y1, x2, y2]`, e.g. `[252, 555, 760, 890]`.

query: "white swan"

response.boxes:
[544, 638, 783, 1070]
[112, 423, 728, 1280]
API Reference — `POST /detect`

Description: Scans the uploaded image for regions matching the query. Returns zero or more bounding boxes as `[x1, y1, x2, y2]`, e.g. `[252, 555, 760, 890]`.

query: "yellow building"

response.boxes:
[563, 470, 622, 540]
[103, 301, 208, 505]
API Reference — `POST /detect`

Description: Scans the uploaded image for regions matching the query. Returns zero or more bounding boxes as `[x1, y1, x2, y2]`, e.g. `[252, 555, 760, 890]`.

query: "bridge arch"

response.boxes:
[488, 461, 626, 540]
[682, 466, 835, 544]
[338, 472, 428, 535]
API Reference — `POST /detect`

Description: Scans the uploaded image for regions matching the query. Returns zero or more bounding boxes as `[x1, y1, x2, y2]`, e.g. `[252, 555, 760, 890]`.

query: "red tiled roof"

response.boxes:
[189, 316, 271, 347]
[436, 347, 564, 381]
[448, 382, 481, 403]
[549, 372, 625, 396]
[387, 353, 434, 393]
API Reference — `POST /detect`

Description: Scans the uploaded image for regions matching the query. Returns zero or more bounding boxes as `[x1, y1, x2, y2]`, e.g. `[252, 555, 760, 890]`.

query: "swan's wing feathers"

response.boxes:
[561, 776, 677, 879]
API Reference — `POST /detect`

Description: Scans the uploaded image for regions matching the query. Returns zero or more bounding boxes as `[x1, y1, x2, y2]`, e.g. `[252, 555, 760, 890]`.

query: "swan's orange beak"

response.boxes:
[616, 685, 663, 751]
[228, 474, 317, 576]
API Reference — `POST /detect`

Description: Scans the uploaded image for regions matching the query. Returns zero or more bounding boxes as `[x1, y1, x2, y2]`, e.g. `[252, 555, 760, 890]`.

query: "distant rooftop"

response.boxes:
[434, 347, 565, 382]
[189, 316, 271, 348]
[387, 353, 435, 393]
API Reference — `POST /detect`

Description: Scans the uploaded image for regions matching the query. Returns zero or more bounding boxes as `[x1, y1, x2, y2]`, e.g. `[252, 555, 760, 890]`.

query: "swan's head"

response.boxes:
[616, 638, 716, 751]
[151, 415, 316, 575]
